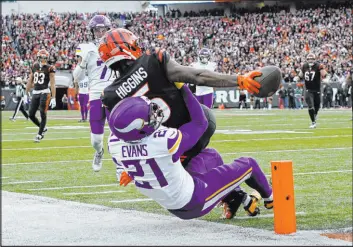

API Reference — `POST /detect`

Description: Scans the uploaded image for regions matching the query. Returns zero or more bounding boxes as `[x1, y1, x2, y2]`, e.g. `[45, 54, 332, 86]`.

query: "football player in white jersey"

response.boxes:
[74, 52, 89, 122]
[73, 15, 113, 172]
[108, 84, 273, 219]
[190, 48, 216, 108]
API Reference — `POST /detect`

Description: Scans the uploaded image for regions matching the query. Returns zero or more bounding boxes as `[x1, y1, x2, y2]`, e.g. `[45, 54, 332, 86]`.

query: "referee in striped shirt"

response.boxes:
[10, 77, 29, 121]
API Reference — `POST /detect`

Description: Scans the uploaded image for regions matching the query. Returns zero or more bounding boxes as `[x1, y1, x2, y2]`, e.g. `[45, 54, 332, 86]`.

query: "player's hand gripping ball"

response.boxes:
[251, 66, 282, 98]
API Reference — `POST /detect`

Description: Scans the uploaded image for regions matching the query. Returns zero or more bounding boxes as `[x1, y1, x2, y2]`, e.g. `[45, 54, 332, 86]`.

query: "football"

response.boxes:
[252, 66, 282, 98]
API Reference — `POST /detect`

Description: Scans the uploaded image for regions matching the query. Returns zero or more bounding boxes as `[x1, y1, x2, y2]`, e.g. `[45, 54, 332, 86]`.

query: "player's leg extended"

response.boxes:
[38, 93, 50, 135]
[168, 157, 272, 220]
[314, 92, 321, 121]
[84, 94, 89, 120]
[305, 91, 316, 128]
[11, 97, 23, 120]
[19, 98, 29, 119]
[185, 148, 259, 219]
[28, 94, 41, 128]
[79, 94, 85, 121]
[89, 99, 106, 172]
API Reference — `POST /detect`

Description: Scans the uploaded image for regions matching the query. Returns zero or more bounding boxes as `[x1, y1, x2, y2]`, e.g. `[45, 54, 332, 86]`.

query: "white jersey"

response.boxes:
[191, 62, 216, 96]
[78, 76, 89, 94]
[108, 126, 194, 210]
[73, 43, 114, 101]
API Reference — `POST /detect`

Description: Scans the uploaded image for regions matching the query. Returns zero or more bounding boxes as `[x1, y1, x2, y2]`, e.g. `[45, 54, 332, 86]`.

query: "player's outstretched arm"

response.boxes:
[165, 59, 261, 94]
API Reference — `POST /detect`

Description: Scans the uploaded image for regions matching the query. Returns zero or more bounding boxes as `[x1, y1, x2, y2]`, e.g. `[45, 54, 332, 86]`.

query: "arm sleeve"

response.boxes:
[73, 64, 86, 82]
[167, 85, 208, 162]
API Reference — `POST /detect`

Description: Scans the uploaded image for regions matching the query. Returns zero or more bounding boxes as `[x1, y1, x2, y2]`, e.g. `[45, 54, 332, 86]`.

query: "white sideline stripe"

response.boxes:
[3, 146, 92, 151]
[1, 177, 10, 179]
[2, 131, 89, 136]
[63, 191, 125, 196]
[3, 180, 43, 185]
[2, 137, 91, 142]
[212, 135, 352, 143]
[293, 170, 352, 176]
[222, 147, 352, 155]
[2, 159, 111, 166]
[218, 127, 352, 131]
[235, 212, 306, 220]
[27, 184, 119, 191]
[110, 198, 153, 203]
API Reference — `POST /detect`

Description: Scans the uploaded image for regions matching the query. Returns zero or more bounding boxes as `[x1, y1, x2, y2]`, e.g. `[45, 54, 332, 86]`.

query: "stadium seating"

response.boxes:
[1, 1, 352, 88]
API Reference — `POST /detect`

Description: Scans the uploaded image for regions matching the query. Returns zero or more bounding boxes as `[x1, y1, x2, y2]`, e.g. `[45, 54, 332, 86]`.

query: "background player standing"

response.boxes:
[190, 48, 216, 108]
[299, 53, 327, 128]
[26, 49, 56, 142]
[73, 15, 113, 172]
[10, 77, 29, 121]
[74, 54, 90, 123]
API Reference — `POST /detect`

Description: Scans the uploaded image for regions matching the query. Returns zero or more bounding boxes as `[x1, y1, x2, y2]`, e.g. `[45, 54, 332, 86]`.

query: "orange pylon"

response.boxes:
[271, 160, 296, 234]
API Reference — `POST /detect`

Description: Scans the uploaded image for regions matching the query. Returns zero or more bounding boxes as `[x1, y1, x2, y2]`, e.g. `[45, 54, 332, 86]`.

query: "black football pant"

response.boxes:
[12, 97, 29, 119]
[29, 93, 50, 135]
[305, 90, 321, 122]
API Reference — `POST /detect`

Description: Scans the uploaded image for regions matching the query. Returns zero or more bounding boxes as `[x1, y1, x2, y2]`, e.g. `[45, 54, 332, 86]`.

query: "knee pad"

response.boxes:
[91, 133, 104, 151]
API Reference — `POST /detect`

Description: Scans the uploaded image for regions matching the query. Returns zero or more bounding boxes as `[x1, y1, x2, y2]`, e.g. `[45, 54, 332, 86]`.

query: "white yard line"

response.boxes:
[3, 180, 43, 185]
[27, 184, 119, 191]
[1, 177, 10, 179]
[2, 159, 110, 166]
[63, 191, 125, 196]
[235, 212, 306, 220]
[222, 147, 352, 155]
[293, 170, 352, 176]
[212, 135, 352, 143]
[3, 146, 92, 151]
[2, 137, 91, 142]
[110, 198, 154, 203]
[1, 131, 89, 136]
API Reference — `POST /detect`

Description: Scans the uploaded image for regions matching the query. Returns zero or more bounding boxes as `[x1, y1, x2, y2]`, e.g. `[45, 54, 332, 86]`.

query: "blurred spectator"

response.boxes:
[62, 94, 68, 110]
[294, 84, 304, 109]
[287, 83, 295, 109]
[323, 83, 333, 108]
[1, 1, 352, 89]
[238, 90, 247, 109]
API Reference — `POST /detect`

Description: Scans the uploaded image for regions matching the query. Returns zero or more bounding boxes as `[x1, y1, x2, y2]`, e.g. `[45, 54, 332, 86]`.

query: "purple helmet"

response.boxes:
[199, 48, 211, 64]
[88, 15, 112, 41]
[108, 96, 164, 143]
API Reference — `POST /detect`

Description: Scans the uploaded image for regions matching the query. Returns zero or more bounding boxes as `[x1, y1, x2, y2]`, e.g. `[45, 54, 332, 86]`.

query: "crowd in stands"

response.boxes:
[2, 1, 352, 91]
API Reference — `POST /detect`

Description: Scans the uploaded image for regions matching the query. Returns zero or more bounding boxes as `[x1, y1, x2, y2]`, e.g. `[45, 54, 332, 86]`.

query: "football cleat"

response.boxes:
[92, 148, 104, 172]
[9, 117, 15, 122]
[34, 134, 44, 143]
[264, 200, 274, 209]
[243, 191, 261, 217]
[309, 122, 316, 128]
[219, 190, 245, 219]
[42, 127, 48, 135]
[78, 119, 85, 123]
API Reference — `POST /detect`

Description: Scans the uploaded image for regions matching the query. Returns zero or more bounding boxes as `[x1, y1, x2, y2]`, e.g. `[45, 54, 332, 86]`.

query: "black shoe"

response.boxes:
[78, 119, 85, 122]
[220, 190, 245, 219]
[42, 127, 48, 135]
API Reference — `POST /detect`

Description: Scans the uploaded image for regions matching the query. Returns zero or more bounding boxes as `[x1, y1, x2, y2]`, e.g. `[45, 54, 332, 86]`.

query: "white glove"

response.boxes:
[49, 98, 56, 109]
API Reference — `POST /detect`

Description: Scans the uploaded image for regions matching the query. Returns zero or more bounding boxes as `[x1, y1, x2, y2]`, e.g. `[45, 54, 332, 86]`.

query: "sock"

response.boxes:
[91, 133, 104, 153]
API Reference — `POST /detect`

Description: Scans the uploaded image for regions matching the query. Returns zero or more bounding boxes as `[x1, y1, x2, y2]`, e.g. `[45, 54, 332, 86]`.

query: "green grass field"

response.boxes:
[1, 109, 352, 231]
